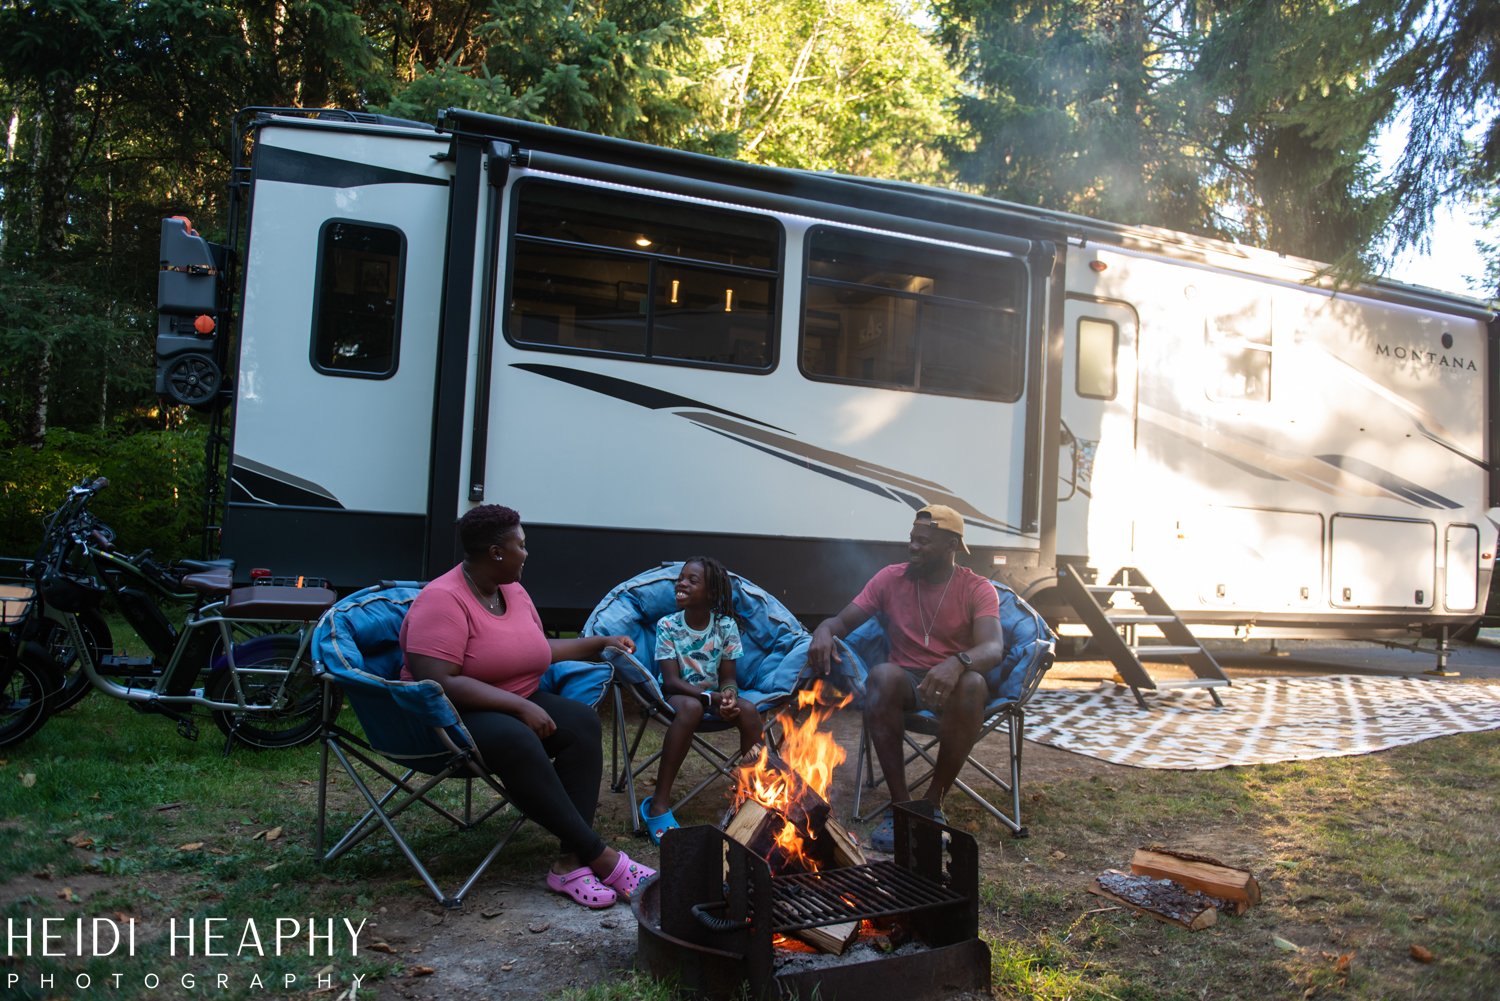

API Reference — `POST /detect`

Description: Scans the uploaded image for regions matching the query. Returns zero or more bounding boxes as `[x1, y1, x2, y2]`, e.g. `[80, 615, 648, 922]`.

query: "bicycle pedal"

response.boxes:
[177, 719, 199, 741]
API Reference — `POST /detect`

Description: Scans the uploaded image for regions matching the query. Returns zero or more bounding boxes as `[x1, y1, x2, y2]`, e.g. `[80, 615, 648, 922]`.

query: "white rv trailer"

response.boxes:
[155, 108, 1499, 636]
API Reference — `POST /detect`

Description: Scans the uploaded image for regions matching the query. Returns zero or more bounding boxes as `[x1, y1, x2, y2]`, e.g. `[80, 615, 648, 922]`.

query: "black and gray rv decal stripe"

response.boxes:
[1315, 455, 1462, 510]
[229, 460, 344, 509]
[257, 146, 449, 189]
[513, 363, 1028, 537]
[512, 364, 787, 431]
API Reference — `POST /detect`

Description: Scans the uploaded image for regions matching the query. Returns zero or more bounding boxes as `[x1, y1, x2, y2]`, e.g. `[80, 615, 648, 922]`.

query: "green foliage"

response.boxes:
[376, 0, 701, 144]
[672, 0, 960, 177]
[0, 423, 210, 562]
[1378, 0, 1500, 265]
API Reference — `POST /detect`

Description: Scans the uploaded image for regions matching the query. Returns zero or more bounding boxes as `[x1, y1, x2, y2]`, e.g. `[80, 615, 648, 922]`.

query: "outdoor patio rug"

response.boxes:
[1024, 675, 1500, 769]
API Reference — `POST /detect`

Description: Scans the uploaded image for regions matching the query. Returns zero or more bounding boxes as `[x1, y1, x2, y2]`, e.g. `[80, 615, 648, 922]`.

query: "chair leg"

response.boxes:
[448, 813, 527, 908]
[316, 733, 330, 854]
[611, 686, 643, 832]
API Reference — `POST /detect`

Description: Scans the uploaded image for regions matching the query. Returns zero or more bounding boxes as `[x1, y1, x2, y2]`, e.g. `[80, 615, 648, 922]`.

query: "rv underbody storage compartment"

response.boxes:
[156, 216, 229, 408]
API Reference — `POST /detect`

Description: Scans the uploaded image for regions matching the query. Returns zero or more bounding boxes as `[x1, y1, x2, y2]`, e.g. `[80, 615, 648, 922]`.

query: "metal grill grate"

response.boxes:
[769, 861, 965, 933]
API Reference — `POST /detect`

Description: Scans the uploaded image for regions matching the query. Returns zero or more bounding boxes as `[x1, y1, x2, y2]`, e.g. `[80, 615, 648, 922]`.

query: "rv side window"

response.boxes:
[310, 221, 405, 379]
[1205, 309, 1271, 402]
[800, 227, 1026, 401]
[508, 180, 780, 370]
[1076, 317, 1118, 399]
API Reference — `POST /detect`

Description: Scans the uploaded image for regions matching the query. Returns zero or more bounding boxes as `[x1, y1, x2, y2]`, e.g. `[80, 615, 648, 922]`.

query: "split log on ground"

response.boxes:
[1089, 870, 1220, 931]
[1131, 847, 1261, 914]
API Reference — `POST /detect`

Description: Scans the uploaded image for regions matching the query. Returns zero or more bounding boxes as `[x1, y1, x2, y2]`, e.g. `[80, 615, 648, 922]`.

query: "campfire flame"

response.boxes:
[734, 681, 852, 871]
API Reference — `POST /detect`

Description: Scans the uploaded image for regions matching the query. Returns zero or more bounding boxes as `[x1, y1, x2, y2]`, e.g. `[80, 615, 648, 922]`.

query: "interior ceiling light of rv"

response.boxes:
[635, 235, 653, 247]
[1089, 260, 1107, 272]
[724, 288, 734, 312]
[670, 279, 680, 304]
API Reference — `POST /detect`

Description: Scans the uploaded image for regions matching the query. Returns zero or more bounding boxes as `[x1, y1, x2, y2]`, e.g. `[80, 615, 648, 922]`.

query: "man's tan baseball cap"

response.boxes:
[914, 504, 970, 553]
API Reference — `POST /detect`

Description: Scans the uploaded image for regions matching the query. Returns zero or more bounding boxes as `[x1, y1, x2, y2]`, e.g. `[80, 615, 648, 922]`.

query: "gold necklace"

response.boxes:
[916, 569, 955, 648]
[462, 564, 499, 611]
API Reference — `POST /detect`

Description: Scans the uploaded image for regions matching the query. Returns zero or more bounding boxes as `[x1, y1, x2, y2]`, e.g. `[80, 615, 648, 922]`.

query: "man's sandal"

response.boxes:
[640, 797, 680, 846]
[602, 851, 656, 900]
[546, 866, 617, 909]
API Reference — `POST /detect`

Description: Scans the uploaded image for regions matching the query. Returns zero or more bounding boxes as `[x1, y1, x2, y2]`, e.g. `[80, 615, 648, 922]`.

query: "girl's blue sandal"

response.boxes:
[640, 797, 680, 845]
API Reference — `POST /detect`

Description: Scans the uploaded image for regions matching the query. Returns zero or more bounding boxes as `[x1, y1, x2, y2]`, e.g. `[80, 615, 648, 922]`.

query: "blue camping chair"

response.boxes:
[583, 563, 864, 833]
[848, 580, 1056, 837]
[311, 581, 611, 906]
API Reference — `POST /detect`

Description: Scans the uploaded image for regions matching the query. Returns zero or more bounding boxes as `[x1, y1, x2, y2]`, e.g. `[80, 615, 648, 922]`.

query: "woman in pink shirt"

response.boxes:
[400, 504, 653, 909]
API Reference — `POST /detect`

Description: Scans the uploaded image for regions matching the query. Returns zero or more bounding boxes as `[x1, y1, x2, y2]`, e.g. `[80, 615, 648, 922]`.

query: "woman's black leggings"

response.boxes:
[460, 691, 607, 865]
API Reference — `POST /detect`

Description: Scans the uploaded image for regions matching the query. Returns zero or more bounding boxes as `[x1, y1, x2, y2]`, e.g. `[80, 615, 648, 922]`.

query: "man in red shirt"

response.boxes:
[808, 505, 1005, 851]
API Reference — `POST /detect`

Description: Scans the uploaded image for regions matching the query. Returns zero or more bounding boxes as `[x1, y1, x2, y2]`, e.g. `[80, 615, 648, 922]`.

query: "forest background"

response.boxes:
[0, 0, 1495, 561]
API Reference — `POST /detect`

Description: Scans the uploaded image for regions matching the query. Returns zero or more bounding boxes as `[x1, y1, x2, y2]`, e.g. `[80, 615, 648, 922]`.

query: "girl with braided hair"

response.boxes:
[640, 556, 762, 844]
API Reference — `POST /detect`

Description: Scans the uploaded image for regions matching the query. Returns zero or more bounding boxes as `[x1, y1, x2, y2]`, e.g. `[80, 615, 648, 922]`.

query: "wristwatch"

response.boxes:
[956, 651, 973, 668]
[700, 690, 716, 710]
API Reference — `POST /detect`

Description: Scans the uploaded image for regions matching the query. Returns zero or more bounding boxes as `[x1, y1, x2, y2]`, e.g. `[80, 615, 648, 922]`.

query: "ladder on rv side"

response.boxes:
[1057, 564, 1230, 709]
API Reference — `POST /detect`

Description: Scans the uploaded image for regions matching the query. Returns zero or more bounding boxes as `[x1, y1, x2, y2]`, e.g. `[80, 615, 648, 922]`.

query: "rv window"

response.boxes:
[800, 228, 1025, 401]
[508, 180, 779, 370]
[1076, 318, 1118, 399]
[1205, 313, 1271, 402]
[311, 221, 404, 378]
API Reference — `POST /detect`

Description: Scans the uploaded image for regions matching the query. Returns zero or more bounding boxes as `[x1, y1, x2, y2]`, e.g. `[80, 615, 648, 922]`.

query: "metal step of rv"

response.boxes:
[1057, 563, 1231, 709]
[1107, 614, 1177, 626]
[1086, 584, 1154, 596]
[1130, 645, 1205, 658]
[1155, 678, 1230, 691]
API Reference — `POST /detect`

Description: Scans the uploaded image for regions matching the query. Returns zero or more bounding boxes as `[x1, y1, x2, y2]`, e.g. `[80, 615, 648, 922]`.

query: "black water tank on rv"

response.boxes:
[155, 216, 228, 409]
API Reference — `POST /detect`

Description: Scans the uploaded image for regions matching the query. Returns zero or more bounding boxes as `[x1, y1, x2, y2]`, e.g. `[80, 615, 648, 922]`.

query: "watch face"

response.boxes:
[958, 652, 972, 666]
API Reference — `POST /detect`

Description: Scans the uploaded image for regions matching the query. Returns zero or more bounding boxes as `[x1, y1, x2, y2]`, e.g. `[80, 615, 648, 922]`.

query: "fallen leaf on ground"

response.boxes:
[367, 941, 396, 954]
[407, 966, 435, 977]
[20, 773, 36, 787]
[527, 921, 550, 934]
[58, 888, 78, 902]
[1334, 953, 1353, 974]
[66, 833, 95, 849]
[264, 826, 282, 841]
[1273, 936, 1301, 953]
[500, 963, 514, 972]
[1409, 944, 1434, 963]
[1050, 850, 1067, 860]
[156, 802, 182, 811]
[481, 910, 503, 919]
[177, 842, 204, 851]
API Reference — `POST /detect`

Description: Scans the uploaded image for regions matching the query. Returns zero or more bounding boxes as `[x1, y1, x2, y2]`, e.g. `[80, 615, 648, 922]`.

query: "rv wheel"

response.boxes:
[162, 353, 222, 407]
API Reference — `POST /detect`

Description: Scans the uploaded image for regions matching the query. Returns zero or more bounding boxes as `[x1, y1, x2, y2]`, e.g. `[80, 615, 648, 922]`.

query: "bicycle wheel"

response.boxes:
[206, 634, 338, 750]
[36, 611, 111, 712]
[0, 656, 52, 748]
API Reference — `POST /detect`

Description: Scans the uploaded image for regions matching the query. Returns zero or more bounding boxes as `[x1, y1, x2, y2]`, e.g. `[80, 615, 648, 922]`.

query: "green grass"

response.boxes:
[971, 727, 1500, 1000]
[4, 689, 1500, 1000]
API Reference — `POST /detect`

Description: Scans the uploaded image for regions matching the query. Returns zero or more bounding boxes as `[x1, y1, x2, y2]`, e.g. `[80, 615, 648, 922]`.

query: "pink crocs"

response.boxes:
[546, 866, 617, 909]
[601, 851, 656, 900]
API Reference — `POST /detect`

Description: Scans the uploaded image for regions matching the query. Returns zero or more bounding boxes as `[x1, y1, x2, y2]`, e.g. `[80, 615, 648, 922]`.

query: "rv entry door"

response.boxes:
[1056, 298, 1139, 567]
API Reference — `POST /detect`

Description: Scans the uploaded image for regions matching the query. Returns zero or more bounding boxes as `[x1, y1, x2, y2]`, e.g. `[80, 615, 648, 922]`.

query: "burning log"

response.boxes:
[719, 685, 871, 955]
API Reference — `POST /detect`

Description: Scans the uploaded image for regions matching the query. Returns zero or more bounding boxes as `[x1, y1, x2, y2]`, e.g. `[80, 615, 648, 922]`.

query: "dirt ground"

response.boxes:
[358, 637, 1500, 1000]
[355, 703, 1122, 1001]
